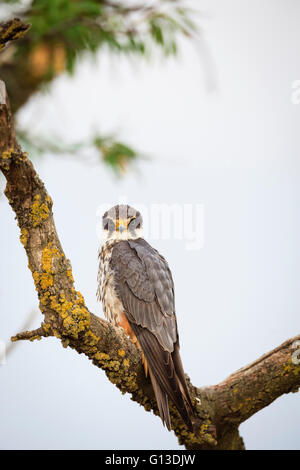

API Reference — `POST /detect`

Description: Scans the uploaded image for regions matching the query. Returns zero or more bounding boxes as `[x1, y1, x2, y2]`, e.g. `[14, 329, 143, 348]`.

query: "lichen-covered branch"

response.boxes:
[205, 334, 300, 427]
[1, 73, 299, 448]
[0, 18, 30, 52]
[11, 325, 48, 342]
[200, 334, 300, 449]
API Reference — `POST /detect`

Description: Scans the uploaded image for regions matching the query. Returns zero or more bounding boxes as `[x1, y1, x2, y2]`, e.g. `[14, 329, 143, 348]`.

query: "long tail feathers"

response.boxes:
[172, 343, 194, 415]
[148, 357, 193, 432]
[149, 368, 171, 431]
[130, 322, 193, 432]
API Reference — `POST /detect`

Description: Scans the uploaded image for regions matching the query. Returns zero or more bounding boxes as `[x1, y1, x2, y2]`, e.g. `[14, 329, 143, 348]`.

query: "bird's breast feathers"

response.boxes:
[97, 239, 124, 325]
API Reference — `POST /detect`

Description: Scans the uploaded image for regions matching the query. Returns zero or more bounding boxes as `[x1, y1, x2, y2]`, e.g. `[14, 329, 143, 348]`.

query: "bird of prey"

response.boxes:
[97, 204, 193, 431]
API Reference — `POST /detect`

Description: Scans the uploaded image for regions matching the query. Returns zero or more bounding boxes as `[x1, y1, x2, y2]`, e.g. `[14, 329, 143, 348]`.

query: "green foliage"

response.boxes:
[93, 136, 140, 173]
[2, 1, 198, 173]
[17, 128, 141, 174]
[11, 1, 197, 71]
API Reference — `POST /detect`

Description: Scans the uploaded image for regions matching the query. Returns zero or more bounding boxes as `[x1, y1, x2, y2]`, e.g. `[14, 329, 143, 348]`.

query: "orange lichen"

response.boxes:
[30, 194, 50, 227]
[123, 359, 130, 368]
[66, 270, 74, 282]
[1, 149, 14, 170]
[20, 227, 29, 247]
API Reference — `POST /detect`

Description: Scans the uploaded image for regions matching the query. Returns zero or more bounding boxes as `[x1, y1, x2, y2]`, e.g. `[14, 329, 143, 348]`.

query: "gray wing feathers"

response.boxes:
[128, 240, 174, 317]
[110, 239, 193, 430]
[111, 239, 177, 352]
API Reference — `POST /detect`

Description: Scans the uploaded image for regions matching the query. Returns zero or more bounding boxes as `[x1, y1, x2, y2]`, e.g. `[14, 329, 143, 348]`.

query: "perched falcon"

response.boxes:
[97, 204, 193, 431]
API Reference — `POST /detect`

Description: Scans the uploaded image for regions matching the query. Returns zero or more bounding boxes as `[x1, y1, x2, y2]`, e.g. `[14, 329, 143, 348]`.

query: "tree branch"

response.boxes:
[11, 325, 48, 342]
[0, 18, 30, 51]
[1, 38, 299, 448]
[200, 335, 300, 447]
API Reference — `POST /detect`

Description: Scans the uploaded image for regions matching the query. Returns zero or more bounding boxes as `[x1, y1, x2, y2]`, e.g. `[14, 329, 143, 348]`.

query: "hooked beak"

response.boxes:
[116, 218, 128, 233]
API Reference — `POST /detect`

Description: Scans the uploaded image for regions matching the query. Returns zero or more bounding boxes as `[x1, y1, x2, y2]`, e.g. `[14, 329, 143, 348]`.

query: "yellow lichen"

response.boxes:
[75, 291, 84, 304]
[107, 360, 120, 371]
[53, 329, 61, 339]
[60, 302, 90, 338]
[32, 244, 64, 292]
[40, 292, 50, 306]
[29, 335, 42, 342]
[20, 227, 29, 247]
[40, 273, 53, 289]
[32, 271, 40, 287]
[61, 338, 70, 348]
[123, 359, 130, 368]
[94, 352, 110, 361]
[17, 152, 28, 163]
[1, 149, 13, 159]
[42, 244, 54, 272]
[281, 359, 300, 377]
[32, 271, 53, 290]
[67, 270, 74, 282]
[1, 149, 14, 170]
[118, 349, 125, 357]
[84, 330, 100, 346]
[42, 323, 52, 334]
[30, 194, 50, 227]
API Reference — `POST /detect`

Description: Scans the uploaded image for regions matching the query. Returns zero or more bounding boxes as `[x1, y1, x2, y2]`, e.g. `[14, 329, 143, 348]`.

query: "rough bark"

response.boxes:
[1, 22, 299, 450]
[0, 18, 30, 52]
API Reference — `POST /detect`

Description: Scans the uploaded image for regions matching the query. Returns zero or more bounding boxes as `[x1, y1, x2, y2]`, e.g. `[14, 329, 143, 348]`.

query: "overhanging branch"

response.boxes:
[0, 18, 30, 51]
[202, 335, 300, 431]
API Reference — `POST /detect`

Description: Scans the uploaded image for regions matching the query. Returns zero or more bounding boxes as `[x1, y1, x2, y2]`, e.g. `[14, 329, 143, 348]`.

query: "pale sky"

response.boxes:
[0, 0, 299, 449]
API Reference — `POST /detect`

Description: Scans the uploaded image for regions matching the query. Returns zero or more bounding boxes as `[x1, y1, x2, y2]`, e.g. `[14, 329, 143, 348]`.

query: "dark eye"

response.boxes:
[129, 218, 136, 228]
[129, 218, 141, 230]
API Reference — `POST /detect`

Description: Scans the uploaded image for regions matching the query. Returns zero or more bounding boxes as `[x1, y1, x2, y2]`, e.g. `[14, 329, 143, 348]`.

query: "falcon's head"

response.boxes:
[101, 204, 143, 242]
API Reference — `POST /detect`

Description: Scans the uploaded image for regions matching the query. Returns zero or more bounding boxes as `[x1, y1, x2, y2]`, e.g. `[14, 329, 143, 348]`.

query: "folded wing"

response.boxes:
[111, 239, 193, 430]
